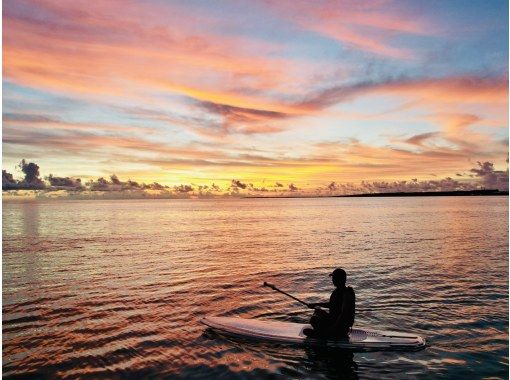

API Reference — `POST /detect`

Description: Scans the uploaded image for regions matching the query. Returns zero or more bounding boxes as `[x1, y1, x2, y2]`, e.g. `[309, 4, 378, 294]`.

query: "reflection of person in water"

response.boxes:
[304, 345, 359, 380]
[304, 268, 355, 338]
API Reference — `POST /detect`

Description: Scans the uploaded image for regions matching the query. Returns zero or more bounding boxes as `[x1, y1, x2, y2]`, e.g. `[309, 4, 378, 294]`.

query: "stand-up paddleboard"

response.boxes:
[201, 316, 426, 351]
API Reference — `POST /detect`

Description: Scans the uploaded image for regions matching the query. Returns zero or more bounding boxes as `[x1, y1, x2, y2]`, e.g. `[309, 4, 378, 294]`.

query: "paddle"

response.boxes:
[263, 282, 421, 342]
[263, 281, 313, 309]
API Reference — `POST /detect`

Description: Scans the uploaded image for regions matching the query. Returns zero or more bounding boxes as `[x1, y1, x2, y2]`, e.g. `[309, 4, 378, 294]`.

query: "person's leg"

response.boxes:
[330, 323, 350, 339]
[309, 317, 351, 340]
[306, 309, 332, 337]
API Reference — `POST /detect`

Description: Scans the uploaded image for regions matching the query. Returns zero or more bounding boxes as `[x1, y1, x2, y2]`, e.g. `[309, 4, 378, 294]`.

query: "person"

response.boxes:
[303, 268, 355, 339]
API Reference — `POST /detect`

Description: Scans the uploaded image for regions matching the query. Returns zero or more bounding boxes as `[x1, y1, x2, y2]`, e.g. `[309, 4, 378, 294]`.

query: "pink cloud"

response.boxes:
[3, 0, 329, 113]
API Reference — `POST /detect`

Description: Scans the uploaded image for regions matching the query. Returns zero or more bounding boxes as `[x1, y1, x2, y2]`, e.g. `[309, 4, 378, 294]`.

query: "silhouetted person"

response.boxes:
[304, 268, 355, 339]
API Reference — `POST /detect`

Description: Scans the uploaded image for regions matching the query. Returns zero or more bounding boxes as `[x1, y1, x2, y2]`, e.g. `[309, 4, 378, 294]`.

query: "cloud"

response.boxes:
[358, 177, 470, 193]
[310, 133, 507, 182]
[10, 1, 502, 143]
[18, 159, 46, 189]
[199, 101, 291, 123]
[3, 0, 307, 117]
[2, 170, 18, 190]
[298, 74, 508, 112]
[4, 73, 505, 183]
[267, 0, 434, 59]
[4, 113, 55, 123]
[230, 179, 247, 190]
[2, 160, 46, 190]
[84, 174, 168, 192]
[145, 182, 168, 191]
[470, 161, 509, 190]
[327, 181, 339, 191]
[405, 132, 440, 147]
[3, 126, 229, 164]
[313, 160, 508, 194]
[2, 0, 507, 188]
[174, 184, 193, 193]
[19, 159, 42, 184]
[46, 174, 83, 190]
[438, 113, 481, 135]
[196, 183, 224, 198]
[3, 113, 153, 134]
[110, 174, 122, 185]
[3, 158, 508, 198]
[86, 177, 111, 191]
[297, 80, 378, 111]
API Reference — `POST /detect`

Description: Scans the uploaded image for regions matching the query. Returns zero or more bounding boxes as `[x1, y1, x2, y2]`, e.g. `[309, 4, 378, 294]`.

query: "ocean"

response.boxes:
[3, 196, 508, 378]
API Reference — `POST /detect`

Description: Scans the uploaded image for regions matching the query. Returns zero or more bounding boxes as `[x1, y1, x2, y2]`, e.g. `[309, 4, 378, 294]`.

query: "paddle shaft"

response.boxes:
[263, 282, 311, 308]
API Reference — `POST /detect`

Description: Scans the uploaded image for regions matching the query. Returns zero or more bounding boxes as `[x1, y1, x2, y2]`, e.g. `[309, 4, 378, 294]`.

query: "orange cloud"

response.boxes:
[3, 113, 158, 134]
[3, 1, 322, 115]
[380, 76, 508, 105]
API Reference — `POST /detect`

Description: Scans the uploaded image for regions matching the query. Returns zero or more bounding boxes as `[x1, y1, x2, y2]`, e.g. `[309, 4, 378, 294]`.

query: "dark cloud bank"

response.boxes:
[3, 160, 45, 190]
[2, 159, 508, 199]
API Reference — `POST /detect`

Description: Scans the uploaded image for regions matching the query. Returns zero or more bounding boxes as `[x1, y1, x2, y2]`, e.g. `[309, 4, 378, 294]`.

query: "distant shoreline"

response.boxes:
[246, 189, 509, 199]
[2, 189, 508, 201]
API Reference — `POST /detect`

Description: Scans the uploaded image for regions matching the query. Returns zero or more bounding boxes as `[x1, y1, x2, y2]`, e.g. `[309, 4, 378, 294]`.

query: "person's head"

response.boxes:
[329, 268, 347, 288]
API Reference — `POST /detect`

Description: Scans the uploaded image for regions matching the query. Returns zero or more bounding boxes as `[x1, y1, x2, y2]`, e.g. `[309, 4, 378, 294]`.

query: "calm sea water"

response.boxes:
[3, 196, 508, 379]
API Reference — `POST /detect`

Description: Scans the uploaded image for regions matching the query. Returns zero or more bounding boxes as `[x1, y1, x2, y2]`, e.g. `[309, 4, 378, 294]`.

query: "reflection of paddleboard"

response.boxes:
[201, 316, 426, 351]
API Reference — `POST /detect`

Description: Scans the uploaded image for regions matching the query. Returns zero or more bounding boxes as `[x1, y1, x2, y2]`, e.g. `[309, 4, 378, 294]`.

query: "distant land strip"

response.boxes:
[246, 189, 509, 199]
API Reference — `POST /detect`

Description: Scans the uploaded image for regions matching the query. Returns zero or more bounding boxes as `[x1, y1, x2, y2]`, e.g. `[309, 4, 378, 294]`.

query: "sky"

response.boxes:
[2, 0, 509, 193]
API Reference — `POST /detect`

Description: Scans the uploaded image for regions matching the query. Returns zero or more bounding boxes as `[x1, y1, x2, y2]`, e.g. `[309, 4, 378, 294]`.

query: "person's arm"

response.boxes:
[308, 301, 330, 309]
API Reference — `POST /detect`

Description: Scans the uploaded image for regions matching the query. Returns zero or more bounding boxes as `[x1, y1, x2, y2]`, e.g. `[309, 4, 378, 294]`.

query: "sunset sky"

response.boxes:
[3, 0, 509, 191]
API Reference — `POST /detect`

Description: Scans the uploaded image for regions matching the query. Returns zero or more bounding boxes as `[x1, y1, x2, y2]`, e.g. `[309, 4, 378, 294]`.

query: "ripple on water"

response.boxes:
[2, 197, 508, 378]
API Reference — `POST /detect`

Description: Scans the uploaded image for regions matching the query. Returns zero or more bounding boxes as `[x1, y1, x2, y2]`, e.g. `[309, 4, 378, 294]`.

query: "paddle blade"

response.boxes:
[263, 281, 275, 289]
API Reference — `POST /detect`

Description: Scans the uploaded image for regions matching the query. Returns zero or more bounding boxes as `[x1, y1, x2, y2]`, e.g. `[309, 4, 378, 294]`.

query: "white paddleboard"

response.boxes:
[201, 316, 426, 351]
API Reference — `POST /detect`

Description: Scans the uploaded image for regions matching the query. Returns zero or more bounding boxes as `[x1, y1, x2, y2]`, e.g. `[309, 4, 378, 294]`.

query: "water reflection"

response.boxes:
[303, 346, 358, 379]
[202, 328, 359, 379]
[2, 197, 508, 378]
[5, 201, 41, 293]
[21, 200, 40, 238]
